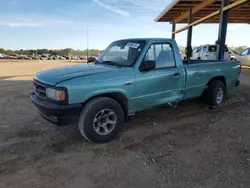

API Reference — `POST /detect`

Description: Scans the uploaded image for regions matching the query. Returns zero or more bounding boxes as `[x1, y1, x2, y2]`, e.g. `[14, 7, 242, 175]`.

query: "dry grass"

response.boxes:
[0, 60, 80, 80]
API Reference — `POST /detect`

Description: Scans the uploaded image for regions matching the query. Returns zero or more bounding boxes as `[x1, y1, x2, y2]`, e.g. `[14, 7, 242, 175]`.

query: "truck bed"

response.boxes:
[183, 60, 230, 65]
[182, 59, 240, 100]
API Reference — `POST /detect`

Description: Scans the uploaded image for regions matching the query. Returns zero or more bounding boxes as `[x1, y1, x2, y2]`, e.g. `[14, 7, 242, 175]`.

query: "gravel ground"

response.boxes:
[0, 61, 249, 188]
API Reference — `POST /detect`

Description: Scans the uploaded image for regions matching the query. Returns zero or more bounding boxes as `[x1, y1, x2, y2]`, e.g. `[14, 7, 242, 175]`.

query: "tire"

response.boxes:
[78, 97, 124, 143]
[207, 80, 227, 109]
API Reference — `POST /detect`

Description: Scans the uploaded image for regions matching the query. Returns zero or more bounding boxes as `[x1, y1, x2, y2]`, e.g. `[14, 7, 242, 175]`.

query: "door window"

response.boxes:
[196, 46, 201, 53]
[208, 45, 217, 52]
[208, 45, 229, 52]
[144, 43, 176, 69]
[193, 47, 197, 53]
[202, 46, 208, 52]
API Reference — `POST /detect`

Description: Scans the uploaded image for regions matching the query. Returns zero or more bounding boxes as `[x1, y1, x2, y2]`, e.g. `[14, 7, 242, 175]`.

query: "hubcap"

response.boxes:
[216, 87, 224, 105]
[93, 109, 117, 136]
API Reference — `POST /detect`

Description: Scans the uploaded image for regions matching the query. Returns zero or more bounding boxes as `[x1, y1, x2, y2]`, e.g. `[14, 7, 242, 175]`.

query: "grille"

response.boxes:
[33, 80, 46, 99]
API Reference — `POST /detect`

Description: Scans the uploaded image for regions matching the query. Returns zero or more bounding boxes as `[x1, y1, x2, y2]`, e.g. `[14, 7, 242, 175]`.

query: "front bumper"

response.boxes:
[31, 92, 82, 125]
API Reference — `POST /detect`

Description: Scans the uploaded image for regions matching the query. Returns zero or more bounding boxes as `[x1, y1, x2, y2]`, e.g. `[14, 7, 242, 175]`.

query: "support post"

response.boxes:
[217, 0, 229, 60]
[86, 24, 89, 60]
[172, 23, 176, 39]
[186, 9, 193, 60]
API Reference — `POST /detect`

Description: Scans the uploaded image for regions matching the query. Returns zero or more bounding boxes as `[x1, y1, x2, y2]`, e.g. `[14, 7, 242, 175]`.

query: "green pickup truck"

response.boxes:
[31, 38, 241, 143]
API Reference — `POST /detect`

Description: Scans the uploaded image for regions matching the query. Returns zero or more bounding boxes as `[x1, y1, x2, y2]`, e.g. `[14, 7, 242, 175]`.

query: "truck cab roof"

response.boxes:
[115, 38, 175, 42]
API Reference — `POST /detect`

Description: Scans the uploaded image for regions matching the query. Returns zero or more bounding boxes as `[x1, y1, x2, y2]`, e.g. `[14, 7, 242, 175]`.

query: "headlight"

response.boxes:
[46, 88, 65, 101]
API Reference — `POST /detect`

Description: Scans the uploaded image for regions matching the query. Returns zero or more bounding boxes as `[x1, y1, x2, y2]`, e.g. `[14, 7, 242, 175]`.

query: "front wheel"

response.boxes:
[207, 80, 227, 109]
[78, 97, 124, 143]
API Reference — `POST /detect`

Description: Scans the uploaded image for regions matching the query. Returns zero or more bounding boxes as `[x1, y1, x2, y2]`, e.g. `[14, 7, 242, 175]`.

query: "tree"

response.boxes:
[0, 48, 103, 57]
[0, 48, 6, 54]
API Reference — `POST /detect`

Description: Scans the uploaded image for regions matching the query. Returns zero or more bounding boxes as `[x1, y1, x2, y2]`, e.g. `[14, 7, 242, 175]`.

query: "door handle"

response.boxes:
[173, 72, 180, 77]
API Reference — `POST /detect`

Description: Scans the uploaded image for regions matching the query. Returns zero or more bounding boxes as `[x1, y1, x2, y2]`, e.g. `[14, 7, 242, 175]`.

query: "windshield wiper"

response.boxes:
[102, 61, 122, 68]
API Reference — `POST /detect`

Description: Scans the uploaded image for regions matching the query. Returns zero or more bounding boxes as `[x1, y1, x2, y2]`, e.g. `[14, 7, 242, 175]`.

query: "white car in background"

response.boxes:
[192, 44, 230, 60]
[0, 53, 5, 59]
[238, 48, 250, 66]
[229, 51, 238, 60]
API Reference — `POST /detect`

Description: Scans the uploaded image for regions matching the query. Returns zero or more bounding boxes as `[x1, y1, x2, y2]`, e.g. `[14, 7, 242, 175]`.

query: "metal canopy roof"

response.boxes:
[155, 0, 250, 24]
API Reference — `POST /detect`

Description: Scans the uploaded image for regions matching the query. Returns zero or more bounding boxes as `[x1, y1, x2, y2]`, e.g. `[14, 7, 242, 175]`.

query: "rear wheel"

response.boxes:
[78, 97, 124, 143]
[207, 80, 227, 109]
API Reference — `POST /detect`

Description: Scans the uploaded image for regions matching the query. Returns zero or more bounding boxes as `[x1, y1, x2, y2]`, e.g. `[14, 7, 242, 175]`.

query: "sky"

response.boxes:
[0, 0, 249, 50]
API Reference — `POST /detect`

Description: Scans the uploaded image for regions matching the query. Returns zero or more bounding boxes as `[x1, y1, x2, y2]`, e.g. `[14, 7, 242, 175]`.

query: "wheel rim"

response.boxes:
[93, 109, 117, 136]
[216, 87, 224, 105]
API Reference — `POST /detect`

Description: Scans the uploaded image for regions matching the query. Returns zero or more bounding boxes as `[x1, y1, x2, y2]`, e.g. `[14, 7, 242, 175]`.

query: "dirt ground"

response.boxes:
[0, 60, 249, 188]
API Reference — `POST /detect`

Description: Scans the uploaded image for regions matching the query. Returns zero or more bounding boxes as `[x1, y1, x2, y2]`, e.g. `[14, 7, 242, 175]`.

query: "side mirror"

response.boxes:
[87, 57, 96, 63]
[139, 60, 156, 71]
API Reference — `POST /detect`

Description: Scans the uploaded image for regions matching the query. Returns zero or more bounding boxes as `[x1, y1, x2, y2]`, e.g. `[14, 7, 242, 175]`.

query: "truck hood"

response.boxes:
[34, 64, 119, 86]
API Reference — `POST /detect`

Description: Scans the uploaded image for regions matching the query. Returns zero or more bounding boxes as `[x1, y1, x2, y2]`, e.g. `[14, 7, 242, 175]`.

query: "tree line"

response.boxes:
[0, 46, 247, 57]
[0, 48, 103, 57]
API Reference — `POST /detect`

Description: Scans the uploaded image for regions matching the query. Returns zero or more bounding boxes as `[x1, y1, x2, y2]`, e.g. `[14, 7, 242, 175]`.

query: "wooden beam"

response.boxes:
[173, 0, 249, 34]
[173, 10, 220, 34]
[154, 0, 181, 22]
[172, 0, 217, 23]
[205, 18, 250, 23]
[223, 0, 248, 11]
[159, 16, 250, 23]
[192, 15, 250, 18]
[161, 11, 250, 19]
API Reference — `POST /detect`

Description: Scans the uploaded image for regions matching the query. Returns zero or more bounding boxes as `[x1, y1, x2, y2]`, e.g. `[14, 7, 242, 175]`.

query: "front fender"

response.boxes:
[65, 83, 131, 104]
[82, 89, 129, 103]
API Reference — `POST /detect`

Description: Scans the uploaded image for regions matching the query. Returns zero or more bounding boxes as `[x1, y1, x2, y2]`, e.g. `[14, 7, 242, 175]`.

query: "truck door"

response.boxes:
[195, 46, 202, 60]
[207, 45, 217, 60]
[191, 47, 197, 60]
[201, 45, 208, 60]
[135, 42, 185, 111]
